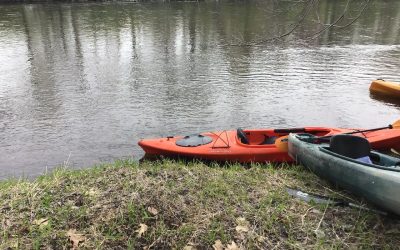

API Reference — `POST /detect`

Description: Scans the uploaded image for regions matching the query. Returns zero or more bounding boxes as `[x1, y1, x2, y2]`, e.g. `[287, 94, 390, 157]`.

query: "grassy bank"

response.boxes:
[1, 160, 399, 249]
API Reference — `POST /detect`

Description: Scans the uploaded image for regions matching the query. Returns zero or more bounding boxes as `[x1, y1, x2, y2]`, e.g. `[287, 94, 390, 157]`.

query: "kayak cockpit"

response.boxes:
[369, 152, 400, 167]
[237, 128, 278, 145]
[237, 127, 335, 145]
[321, 147, 400, 172]
[315, 134, 400, 171]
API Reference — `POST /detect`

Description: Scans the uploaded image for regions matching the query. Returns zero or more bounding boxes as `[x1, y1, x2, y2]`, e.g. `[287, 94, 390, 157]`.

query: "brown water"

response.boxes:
[0, 1, 399, 178]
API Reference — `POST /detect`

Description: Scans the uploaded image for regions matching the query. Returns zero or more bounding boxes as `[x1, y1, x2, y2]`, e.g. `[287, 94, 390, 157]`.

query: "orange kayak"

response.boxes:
[139, 127, 400, 163]
[370, 80, 400, 98]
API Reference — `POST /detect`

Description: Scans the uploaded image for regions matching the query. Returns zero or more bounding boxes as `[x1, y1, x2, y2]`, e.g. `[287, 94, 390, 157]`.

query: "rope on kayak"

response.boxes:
[360, 130, 367, 138]
[350, 129, 367, 138]
[210, 130, 230, 148]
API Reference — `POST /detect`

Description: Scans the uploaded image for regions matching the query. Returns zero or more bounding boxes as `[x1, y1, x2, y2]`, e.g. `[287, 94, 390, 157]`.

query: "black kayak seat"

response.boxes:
[237, 128, 249, 144]
[261, 135, 277, 145]
[329, 134, 371, 159]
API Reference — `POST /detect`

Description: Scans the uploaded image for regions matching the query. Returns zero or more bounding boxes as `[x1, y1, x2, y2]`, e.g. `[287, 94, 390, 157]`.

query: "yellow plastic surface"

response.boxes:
[370, 80, 400, 98]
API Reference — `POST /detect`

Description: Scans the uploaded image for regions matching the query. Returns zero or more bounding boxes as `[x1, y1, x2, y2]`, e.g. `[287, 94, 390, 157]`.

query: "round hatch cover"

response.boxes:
[176, 134, 213, 147]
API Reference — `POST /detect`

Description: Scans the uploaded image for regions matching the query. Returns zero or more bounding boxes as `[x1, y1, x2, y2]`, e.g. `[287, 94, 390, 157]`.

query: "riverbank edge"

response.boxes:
[1, 159, 399, 249]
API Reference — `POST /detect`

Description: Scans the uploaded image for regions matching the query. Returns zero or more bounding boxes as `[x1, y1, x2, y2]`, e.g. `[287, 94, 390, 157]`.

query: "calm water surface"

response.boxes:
[0, 1, 399, 178]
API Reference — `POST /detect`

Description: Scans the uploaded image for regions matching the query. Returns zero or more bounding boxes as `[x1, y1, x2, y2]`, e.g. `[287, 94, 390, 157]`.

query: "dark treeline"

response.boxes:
[0, 0, 208, 4]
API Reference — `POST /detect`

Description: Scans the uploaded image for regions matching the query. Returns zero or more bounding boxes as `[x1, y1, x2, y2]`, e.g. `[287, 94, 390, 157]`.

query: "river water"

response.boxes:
[0, 1, 399, 178]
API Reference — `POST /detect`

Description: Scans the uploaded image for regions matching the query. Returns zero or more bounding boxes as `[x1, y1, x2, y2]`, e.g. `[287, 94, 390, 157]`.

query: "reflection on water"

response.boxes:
[370, 93, 400, 108]
[0, 1, 400, 178]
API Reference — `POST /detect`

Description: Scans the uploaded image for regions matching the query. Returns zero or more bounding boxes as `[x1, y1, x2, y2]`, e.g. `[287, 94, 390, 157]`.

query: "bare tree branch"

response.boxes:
[231, 0, 371, 46]
[333, 0, 370, 30]
[307, 0, 351, 40]
[234, 0, 317, 46]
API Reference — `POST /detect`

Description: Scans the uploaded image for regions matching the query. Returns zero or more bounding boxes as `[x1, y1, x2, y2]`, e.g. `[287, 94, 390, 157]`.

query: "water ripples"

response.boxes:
[0, 2, 399, 178]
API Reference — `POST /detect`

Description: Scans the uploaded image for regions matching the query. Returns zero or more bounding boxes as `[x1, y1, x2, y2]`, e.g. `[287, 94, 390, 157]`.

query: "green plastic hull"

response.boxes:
[288, 133, 400, 215]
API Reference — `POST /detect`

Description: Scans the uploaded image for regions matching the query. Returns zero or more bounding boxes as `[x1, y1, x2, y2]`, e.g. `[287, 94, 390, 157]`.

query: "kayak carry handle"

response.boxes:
[274, 128, 306, 134]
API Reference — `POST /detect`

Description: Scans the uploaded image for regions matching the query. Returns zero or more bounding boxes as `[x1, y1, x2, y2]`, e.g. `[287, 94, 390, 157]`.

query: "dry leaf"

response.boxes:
[183, 246, 195, 250]
[87, 188, 100, 196]
[136, 223, 148, 237]
[314, 229, 325, 238]
[257, 236, 266, 243]
[212, 240, 224, 250]
[3, 219, 11, 227]
[236, 217, 249, 225]
[33, 218, 48, 226]
[226, 241, 240, 250]
[67, 229, 85, 249]
[147, 206, 158, 215]
[311, 208, 322, 214]
[235, 217, 249, 233]
[235, 225, 249, 233]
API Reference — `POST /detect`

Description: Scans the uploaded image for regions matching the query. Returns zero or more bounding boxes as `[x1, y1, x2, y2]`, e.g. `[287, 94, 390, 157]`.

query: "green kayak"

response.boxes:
[288, 133, 400, 215]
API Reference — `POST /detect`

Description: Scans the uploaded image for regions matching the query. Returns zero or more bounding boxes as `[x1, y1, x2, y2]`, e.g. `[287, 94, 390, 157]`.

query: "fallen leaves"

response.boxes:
[136, 223, 148, 238]
[147, 206, 158, 215]
[213, 240, 241, 250]
[211, 218, 249, 250]
[67, 229, 85, 249]
[86, 188, 100, 197]
[314, 229, 325, 238]
[235, 217, 250, 234]
[226, 241, 240, 250]
[213, 240, 224, 250]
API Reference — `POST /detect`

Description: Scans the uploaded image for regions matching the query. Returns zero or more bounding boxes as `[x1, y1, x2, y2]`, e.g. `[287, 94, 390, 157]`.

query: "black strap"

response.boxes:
[274, 128, 306, 134]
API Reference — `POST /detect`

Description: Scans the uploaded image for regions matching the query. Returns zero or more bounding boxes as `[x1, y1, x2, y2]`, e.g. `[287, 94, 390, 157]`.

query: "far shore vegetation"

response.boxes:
[1, 0, 206, 3]
[1, 160, 399, 249]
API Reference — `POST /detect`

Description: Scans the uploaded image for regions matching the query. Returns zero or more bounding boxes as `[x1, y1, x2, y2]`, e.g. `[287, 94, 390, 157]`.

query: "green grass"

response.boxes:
[0, 159, 399, 249]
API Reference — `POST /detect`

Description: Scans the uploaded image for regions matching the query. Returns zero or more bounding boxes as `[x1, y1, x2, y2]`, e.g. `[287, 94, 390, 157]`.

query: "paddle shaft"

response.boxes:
[287, 188, 388, 215]
[275, 125, 391, 138]
[274, 122, 397, 151]
[318, 125, 392, 140]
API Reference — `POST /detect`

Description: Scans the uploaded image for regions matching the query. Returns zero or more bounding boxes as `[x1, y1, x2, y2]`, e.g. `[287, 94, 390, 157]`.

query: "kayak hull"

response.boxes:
[288, 133, 400, 215]
[138, 127, 400, 163]
[139, 127, 348, 163]
[370, 80, 400, 98]
[357, 128, 400, 150]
